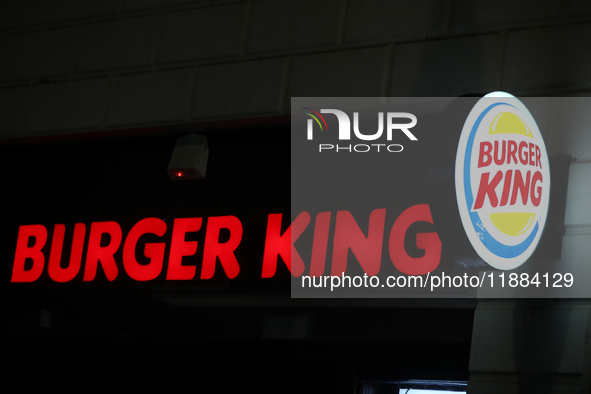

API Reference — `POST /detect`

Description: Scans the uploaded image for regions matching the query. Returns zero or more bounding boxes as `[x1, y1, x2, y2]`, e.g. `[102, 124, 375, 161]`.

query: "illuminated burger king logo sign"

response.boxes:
[455, 92, 550, 270]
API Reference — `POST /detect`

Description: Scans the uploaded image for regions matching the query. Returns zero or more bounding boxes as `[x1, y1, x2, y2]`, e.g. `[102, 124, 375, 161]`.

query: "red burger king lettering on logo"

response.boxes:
[455, 92, 550, 270]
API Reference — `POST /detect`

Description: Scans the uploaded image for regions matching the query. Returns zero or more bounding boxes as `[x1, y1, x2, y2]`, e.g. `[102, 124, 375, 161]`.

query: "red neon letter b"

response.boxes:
[12, 225, 48, 282]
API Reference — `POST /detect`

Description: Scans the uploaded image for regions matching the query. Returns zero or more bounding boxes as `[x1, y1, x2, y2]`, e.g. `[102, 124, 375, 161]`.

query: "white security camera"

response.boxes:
[167, 134, 209, 180]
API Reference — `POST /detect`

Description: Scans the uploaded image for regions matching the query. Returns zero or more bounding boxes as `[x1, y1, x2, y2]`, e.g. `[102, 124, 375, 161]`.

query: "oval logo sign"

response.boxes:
[455, 92, 550, 270]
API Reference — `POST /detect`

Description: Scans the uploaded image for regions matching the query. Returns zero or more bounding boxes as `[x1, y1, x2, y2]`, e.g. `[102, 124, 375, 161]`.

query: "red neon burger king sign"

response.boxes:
[455, 92, 550, 270]
[10, 205, 441, 283]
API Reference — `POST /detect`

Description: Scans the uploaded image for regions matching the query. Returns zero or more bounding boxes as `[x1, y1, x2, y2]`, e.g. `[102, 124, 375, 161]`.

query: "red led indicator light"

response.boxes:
[175, 171, 183, 177]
